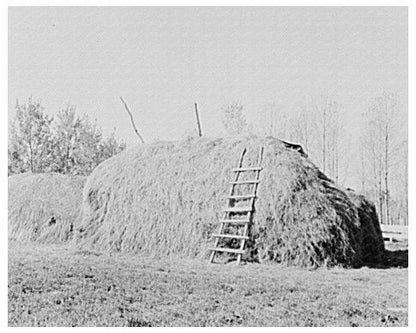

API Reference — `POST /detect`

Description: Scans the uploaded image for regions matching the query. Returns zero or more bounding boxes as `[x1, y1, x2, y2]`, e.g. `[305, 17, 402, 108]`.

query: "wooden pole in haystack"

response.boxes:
[194, 103, 202, 137]
[119, 96, 145, 144]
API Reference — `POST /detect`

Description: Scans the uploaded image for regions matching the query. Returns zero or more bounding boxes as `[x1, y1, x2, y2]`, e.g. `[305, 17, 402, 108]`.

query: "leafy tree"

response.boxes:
[51, 105, 82, 174]
[52, 105, 126, 176]
[8, 98, 54, 174]
[9, 99, 126, 176]
[99, 133, 127, 163]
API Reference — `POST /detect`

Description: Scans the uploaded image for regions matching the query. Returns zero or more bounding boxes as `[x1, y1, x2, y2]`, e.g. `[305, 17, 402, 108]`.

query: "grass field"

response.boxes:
[8, 241, 407, 327]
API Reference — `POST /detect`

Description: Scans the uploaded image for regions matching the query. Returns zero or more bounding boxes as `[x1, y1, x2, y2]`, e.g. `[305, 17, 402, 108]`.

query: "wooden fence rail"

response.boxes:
[380, 224, 408, 243]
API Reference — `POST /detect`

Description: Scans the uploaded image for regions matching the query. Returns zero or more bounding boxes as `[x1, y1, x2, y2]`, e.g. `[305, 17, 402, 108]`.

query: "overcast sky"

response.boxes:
[9, 6, 407, 150]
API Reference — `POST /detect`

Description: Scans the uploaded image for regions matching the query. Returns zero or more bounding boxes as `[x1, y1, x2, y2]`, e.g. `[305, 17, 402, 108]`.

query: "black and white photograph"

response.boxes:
[5, 3, 410, 328]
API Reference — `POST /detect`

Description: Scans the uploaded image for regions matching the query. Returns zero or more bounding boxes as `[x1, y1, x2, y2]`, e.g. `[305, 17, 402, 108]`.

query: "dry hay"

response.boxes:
[76, 136, 383, 267]
[346, 190, 385, 265]
[8, 173, 86, 243]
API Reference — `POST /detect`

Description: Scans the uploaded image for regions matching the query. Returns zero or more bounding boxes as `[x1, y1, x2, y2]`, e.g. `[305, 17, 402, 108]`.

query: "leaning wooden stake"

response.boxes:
[119, 96, 145, 144]
[194, 103, 202, 137]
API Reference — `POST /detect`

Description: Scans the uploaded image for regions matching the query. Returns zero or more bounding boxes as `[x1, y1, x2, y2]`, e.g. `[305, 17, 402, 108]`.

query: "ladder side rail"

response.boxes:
[236, 211, 252, 265]
[247, 146, 263, 213]
[236, 147, 264, 265]
[250, 146, 264, 211]
[236, 177, 259, 264]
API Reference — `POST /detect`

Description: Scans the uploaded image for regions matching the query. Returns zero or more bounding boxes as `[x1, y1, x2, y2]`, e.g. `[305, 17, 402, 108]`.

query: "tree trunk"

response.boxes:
[335, 144, 339, 184]
[322, 101, 326, 174]
[384, 120, 390, 225]
[378, 164, 384, 224]
[360, 147, 366, 192]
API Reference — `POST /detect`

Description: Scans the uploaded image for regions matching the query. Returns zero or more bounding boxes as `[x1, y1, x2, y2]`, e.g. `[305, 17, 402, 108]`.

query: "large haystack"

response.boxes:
[8, 173, 86, 243]
[77, 136, 383, 267]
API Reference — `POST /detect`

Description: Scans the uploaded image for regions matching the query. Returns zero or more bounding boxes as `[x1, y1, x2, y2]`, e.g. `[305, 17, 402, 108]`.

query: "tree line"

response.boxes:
[221, 93, 407, 225]
[8, 98, 126, 176]
[9, 94, 407, 225]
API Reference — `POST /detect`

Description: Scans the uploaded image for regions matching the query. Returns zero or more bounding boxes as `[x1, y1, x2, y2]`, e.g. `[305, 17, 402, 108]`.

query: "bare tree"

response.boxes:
[222, 102, 248, 136]
[309, 96, 343, 183]
[361, 93, 406, 225]
[258, 97, 345, 184]
[293, 104, 313, 153]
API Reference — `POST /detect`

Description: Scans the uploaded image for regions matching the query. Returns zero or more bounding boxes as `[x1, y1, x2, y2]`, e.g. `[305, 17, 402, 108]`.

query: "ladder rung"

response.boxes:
[209, 247, 245, 254]
[230, 180, 260, 185]
[228, 194, 256, 200]
[212, 234, 249, 240]
[223, 207, 252, 213]
[232, 167, 263, 172]
[219, 219, 250, 224]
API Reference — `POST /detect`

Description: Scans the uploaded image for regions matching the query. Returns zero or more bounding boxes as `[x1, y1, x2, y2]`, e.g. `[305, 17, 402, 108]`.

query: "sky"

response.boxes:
[8, 6, 407, 187]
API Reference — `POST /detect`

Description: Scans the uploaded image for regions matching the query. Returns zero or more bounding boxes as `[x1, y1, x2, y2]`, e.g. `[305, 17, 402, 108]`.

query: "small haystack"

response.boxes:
[8, 173, 86, 243]
[77, 136, 383, 267]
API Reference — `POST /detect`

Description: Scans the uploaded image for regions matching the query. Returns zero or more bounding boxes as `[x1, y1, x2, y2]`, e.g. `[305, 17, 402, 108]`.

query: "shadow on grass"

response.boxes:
[364, 249, 408, 269]
[382, 249, 408, 268]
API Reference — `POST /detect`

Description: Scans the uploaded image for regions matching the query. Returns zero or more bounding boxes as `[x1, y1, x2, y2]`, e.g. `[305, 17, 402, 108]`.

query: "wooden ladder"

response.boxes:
[209, 146, 264, 265]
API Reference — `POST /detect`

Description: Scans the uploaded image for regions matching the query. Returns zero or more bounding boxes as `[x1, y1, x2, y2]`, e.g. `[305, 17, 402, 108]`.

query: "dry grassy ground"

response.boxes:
[8, 241, 407, 327]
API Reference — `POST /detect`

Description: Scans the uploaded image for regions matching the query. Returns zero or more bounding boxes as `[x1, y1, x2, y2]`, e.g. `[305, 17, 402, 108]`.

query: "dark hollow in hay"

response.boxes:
[76, 136, 383, 268]
[8, 173, 86, 243]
